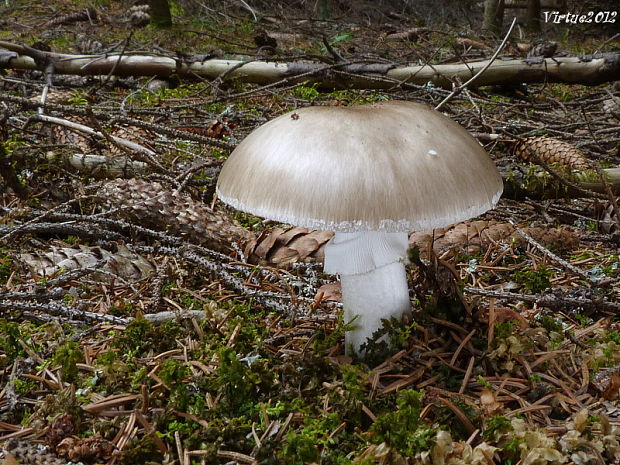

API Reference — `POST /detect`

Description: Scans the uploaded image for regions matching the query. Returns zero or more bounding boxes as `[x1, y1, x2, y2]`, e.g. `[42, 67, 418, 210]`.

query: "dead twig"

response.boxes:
[464, 287, 620, 313]
[507, 220, 591, 282]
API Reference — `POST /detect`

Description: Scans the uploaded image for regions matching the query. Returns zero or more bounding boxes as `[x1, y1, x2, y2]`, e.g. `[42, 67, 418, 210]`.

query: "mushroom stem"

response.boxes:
[323, 231, 411, 355]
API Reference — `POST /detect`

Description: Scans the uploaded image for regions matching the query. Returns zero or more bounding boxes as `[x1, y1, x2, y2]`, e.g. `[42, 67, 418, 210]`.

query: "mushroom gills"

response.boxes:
[324, 231, 411, 354]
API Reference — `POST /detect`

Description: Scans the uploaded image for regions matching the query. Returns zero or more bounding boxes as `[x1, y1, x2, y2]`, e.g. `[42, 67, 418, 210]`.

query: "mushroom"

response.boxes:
[216, 100, 503, 355]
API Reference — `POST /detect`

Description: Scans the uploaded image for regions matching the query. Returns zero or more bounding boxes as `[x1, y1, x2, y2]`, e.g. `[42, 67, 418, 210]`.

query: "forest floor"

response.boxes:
[0, 0, 619, 464]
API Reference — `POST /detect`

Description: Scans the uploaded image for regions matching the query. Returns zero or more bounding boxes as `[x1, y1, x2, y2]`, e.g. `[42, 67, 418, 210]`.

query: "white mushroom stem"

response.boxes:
[324, 231, 411, 355]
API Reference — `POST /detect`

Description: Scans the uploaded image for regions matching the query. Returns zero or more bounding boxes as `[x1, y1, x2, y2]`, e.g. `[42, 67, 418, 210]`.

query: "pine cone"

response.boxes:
[29, 91, 77, 106]
[246, 226, 333, 266]
[410, 220, 578, 258]
[248, 220, 579, 266]
[97, 179, 254, 253]
[19, 244, 154, 282]
[107, 125, 154, 156]
[410, 220, 511, 257]
[3, 439, 66, 465]
[513, 136, 590, 169]
[43, 7, 97, 27]
[50, 115, 94, 153]
[522, 226, 580, 250]
[56, 437, 114, 463]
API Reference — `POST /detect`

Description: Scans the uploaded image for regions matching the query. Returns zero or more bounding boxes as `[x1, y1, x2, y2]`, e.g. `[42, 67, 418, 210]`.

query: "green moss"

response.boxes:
[483, 415, 511, 440]
[112, 318, 182, 358]
[206, 346, 274, 414]
[119, 435, 163, 465]
[546, 83, 579, 102]
[0, 318, 27, 363]
[229, 210, 265, 231]
[370, 390, 435, 456]
[281, 429, 321, 464]
[179, 294, 203, 309]
[0, 253, 15, 284]
[108, 300, 134, 316]
[53, 341, 84, 383]
[539, 315, 563, 333]
[494, 321, 516, 339]
[95, 351, 134, 390]
[159, 358, 193, 410]
[514, 264, 553, 293]
[13, 377, 36, 395]
[574, 313, 591, 327]
[327, 89, 389, 105]
[292, 83, 321, 101]
[313, 312, 349, 354]
[604, 331, 620, 344]
[359, 317, 416, 365]
[281, 410, 362, 465]
[237, 19, 255, 35]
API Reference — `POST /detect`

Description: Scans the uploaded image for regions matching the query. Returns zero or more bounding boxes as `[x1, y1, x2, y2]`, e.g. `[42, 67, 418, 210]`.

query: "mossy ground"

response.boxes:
[0, 0, 619, 464]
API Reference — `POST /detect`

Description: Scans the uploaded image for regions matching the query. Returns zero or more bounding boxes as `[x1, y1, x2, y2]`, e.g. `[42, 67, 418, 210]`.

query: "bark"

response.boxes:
[48, 153, 148, 178]
[500, 163, 620, 200]
[1, 42, 619, 89]
[526, 0, 541, 33]
[483, 0, 505, 35]
[149, 0, 172, 28]
[316, 0, 330, 20]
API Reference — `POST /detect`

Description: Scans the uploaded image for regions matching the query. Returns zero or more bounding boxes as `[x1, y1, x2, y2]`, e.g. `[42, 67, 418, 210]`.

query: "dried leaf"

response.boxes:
[480, 387, 502, 416]
[2, 453, 20, 465]
[522, 447, 565, 465]
[315, 282, 342, 302]
[602, 373, 620, 401]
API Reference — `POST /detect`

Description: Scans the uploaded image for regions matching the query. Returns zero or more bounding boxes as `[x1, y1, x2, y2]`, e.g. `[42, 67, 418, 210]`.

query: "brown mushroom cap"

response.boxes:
[216, 100, 503, 232]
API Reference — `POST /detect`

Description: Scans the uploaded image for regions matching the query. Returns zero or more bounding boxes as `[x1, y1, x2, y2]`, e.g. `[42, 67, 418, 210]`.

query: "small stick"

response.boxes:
[464, 287, 620, 312]
[508, 219, 592, 282]
[32, 114, 157, 157]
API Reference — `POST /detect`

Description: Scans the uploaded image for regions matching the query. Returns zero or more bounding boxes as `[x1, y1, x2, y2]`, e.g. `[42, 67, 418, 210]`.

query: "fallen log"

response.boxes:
[1, 41, 618, 89]
[500, 162, 620, 199]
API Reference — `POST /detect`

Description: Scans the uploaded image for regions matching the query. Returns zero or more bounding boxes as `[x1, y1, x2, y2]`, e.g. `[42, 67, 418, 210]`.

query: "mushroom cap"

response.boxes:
[216, 100, 503, 232]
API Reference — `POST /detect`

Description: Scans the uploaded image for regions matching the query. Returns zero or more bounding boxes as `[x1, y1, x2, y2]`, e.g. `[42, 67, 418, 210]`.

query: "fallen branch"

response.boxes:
[0, 300, 128, 324]
[2, 41, 619, 89]
[508, 220, 591, 282]
[464, 287, 620, 313]
[0, 93, 237, 150]
[500, 162, 620, 199]
[45, 153, 148, 178]
[31, 114, 156, 157]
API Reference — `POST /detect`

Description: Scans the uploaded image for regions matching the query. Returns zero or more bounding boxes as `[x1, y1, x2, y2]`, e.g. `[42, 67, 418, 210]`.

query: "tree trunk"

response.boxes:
[483, 0, 505, 35]
[315, 0, 330, 20]
[526, 0, 541, 33]
[149, 0, 172, 28]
